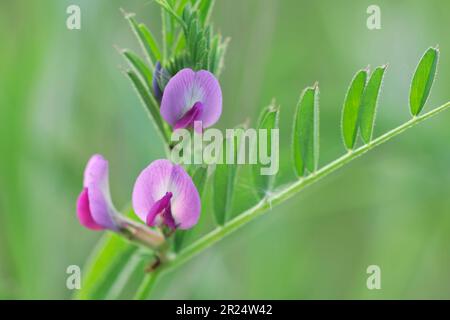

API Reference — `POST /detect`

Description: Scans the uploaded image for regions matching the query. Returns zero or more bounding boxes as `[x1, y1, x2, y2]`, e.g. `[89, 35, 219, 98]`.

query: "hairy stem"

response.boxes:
[135, 101, 450, 299]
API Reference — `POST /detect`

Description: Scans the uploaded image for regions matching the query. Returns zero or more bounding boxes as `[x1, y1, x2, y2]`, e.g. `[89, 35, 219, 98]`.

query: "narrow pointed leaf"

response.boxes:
[122, 50, 152, 89]
[76, 237, 138, 299]
[198, 0, 216, 26]
[176, 0, 191, 15]
[359, 65, 387, 143]
[409, 47, 439, 116]
[104, 250, 147, 299]
[75, 209, 146, 300]
[138, 23, 162, 63]
[156, 0, 187, 30]
[342, 69, 368, 150]
[253, 104, 280, 199]
[208, 35, 220, 74]
[213, 125, 245, 225]
[124, 12, 156, 71]
[191, 166, 209, 196]
[292, 84, 319, 177]
[126, 70, 169, 144]
[215, 37, 229, 77]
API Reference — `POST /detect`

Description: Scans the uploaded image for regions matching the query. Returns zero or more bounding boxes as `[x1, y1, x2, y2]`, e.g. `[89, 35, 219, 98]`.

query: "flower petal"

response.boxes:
[132, 159, 173, 222]
[193, 70, 222, 127]
[167, 164, 201, 229]
[83, 154, 108, 188]
[160, 68, 222, 128]
[174, 101, 203, 130]
[87, 184, 119, 230]
[76, 188, 104, 230]
[82, 154, 119, 230]
[132, 159, 201, 229]
[146, 192, 173, 226]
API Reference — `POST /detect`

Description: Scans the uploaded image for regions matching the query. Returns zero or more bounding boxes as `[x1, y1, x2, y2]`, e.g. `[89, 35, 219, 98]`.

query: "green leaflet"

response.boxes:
[198, 0, 216, 26]
[162, 3, 227, 77]
[215, 37, 229, 77]
[156, 0, 187, 31]
[126, 70, 170, 145]
[174, 165, 209, 252]
[341, 69, 368, 150]
[213, 125, 245, 225]
[191, 165, 209, 196]
[292, 84, 319, 177]
[409, 47, 439, 116]
[75, 236, 137, 299]
[103, 250, 148, 299]
[122, 50, 153, 90]
[208, 35, 219, 73]
[124, 12, 156, 71]
[359, 66, 387, 143]
[138, 24, 162, 63]
[176, 0, 191, 15]
[253, 104, 280, 199]
[183, 7, 210, 70]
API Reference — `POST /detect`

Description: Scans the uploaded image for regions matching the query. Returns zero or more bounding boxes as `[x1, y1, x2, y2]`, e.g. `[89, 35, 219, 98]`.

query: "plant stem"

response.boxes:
[134, 269, 162, 300]
[135, 101, 450, 299]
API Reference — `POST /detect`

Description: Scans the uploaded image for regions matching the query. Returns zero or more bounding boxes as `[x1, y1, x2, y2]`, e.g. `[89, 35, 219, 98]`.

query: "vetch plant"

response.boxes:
[75, 0, 450, 300]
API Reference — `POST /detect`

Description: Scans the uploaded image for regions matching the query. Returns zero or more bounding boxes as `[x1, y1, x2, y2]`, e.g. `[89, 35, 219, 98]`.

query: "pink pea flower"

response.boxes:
[132, 159, 201, 230]
[76, 154, 120, 231]
[160, 68, 222, 131]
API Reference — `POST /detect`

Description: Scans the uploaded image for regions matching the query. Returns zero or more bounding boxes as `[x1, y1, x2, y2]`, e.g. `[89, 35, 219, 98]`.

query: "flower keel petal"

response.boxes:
[77, 188, 104, 230]
[77, 154, 120, 231]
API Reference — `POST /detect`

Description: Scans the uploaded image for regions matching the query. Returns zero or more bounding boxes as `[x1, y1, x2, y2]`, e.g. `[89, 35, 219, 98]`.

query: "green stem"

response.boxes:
[134, 269, 161, 300]
[135, 101, 450, 299]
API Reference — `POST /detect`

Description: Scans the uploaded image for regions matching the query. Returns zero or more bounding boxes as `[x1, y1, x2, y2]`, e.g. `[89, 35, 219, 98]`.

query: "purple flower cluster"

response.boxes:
[77, 68, 222, 232]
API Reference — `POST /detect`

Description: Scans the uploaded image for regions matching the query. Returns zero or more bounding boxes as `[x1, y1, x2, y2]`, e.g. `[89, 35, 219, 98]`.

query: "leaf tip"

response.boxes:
[313, 81, 319, 90]
[120, 8, 135, 19]
[268, 100, 280, 114]
[114, 45, 125, 54]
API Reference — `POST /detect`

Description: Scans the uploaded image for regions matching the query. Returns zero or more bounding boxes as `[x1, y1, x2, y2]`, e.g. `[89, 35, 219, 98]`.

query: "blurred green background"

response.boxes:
[1, 0, 450, 299]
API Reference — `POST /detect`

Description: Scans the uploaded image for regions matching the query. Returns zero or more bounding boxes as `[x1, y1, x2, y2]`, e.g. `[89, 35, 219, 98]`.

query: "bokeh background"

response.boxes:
[1, 0, 450, 299]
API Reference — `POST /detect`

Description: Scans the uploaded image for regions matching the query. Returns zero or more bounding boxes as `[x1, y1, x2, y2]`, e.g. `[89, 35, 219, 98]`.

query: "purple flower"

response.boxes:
[132, 159, 201, 230]
[160, 68, 222, 131]
[76, 154, 120, 231]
